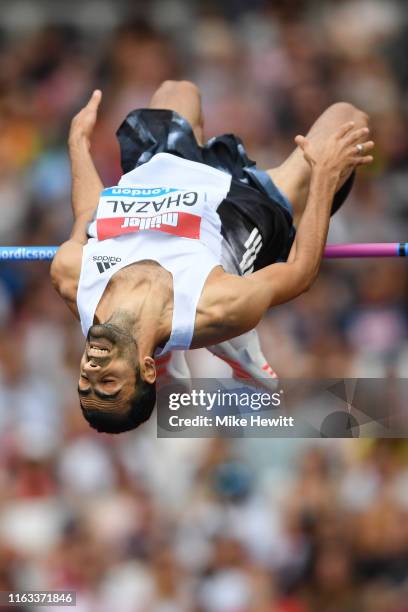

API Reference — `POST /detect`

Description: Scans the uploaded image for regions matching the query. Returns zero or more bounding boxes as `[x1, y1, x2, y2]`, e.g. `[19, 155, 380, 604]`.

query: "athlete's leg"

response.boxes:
[207, 329, 279, 391]
[149, 80, 204, 145]
[268, 102, 369, 227]
[155, 350, 191, 390]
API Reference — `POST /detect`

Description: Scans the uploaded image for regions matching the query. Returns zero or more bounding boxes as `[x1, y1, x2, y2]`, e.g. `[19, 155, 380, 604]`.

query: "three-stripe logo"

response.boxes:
[95, 260, 119, 274]
[92, 255, 122, 274]
[239, 228, 263, 275]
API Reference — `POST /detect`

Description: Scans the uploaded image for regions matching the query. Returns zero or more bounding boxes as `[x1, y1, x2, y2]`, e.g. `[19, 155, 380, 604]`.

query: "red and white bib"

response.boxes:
[89, 152, 231, 249]
[95, 186, 202, 240]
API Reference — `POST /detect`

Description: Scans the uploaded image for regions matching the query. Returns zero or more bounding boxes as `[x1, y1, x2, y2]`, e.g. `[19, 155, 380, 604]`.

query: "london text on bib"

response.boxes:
[95, 186, 204, 241]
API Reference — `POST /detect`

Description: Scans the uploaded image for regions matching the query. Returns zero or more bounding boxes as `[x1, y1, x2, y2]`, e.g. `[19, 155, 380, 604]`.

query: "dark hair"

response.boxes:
[80, 375, 156, 434]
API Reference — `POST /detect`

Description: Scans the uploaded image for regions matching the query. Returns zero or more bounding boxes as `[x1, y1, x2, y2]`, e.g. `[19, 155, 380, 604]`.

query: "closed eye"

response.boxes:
[77, 385, 121, 401]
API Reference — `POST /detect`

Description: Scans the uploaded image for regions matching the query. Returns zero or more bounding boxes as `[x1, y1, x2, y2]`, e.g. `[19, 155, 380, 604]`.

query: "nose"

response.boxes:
[84, 360, 101, 373]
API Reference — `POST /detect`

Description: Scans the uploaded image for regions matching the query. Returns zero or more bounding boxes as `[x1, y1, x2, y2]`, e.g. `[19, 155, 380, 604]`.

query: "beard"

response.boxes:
[88, 323, 133, 344]
[87, 311, 137, 357]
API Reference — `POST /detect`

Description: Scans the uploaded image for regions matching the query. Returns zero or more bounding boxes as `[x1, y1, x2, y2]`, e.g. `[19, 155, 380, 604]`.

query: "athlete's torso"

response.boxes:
[58, 249, 244, 347]
[75, 153, 243, 353]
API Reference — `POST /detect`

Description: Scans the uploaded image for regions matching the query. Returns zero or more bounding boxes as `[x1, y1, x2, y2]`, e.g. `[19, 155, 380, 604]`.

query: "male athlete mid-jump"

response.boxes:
[51, 80, 373, 433]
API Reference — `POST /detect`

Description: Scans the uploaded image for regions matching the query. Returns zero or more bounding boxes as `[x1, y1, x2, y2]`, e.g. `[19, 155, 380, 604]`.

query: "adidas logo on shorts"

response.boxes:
[92, 255, 122, 274]
[239, 228, 263, 275]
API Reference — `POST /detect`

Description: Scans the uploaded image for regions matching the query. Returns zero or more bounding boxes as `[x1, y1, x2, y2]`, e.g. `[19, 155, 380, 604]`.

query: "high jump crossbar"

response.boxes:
[0, 243, 406, 261]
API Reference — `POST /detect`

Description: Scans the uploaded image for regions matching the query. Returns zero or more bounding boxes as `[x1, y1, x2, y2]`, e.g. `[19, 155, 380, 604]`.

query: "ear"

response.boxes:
[140, 356, 157, 384]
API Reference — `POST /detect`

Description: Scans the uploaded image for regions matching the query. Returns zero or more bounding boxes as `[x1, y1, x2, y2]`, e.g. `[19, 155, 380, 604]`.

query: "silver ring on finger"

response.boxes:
[356, 143, 364, 155]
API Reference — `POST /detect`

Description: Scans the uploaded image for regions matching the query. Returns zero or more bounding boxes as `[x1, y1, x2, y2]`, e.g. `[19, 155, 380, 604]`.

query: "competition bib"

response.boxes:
[95, 185, 205, 241]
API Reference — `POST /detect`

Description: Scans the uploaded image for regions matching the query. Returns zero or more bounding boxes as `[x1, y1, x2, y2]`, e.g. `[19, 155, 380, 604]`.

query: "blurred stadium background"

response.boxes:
[0, 0, 407, 610]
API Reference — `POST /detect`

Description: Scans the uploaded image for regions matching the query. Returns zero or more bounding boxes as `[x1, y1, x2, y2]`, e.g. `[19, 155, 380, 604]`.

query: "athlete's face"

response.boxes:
[78, 324, 138, 408]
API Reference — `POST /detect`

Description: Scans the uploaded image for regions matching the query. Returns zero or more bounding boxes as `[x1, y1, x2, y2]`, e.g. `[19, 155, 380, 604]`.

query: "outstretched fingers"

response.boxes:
[69, 89, 103, 145]
[354, 152, 374, 165]
[349, 139, 374, 165]
[339, 123, 374, 165]
[294, 134, 316, 165]
[86, 89, 102, 110]
[335, 121, 355, 140]
[344, 126, 370, 144]
[295, 119, 374, 171]
[349, 136, 375, 165]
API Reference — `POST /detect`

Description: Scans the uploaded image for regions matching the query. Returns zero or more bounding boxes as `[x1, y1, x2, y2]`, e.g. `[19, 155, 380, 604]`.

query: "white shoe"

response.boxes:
[155, 350, 191, 389]
[207, 328, 279, 391]
[156, 330, 278, 391]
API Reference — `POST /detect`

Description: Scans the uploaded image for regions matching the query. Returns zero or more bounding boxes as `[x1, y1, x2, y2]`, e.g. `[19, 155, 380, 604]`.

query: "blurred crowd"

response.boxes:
[1, 435, 408, 611]
[0, 0, 407, 610]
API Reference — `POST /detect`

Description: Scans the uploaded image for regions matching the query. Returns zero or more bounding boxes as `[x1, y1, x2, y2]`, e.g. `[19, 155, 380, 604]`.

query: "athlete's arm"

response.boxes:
[68, 89, 104, 243]
[218, 123, 374, 337]
[50, 90, 104, 307]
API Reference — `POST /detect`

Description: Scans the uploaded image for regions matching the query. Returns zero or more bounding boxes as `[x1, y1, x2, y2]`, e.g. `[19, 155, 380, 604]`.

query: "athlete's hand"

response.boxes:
[295, 122, 374, 179]
[69, 89, 102, 149]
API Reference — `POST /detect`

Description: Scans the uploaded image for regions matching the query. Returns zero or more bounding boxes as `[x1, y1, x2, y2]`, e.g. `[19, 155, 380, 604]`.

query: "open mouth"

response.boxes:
[88, 347, 110, 358]
[87, 338, 113, 355]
